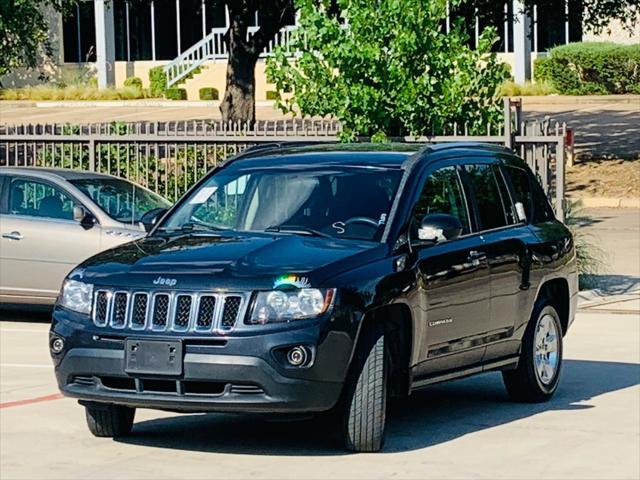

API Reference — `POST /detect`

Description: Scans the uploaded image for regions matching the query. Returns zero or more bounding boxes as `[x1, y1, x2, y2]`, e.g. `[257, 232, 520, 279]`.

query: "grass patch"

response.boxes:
[500, 80, 558, 96]
[0, 85, 150, 101]
[564, 200, 608, 290]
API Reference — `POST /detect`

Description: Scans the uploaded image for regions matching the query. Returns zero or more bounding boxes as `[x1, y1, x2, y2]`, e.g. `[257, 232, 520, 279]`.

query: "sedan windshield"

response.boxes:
[159, 166, 403, 241]
[70, 178, 171, 225]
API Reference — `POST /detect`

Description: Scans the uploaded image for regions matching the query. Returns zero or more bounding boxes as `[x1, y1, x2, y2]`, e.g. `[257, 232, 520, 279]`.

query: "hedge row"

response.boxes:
[535, 42, 640, 95]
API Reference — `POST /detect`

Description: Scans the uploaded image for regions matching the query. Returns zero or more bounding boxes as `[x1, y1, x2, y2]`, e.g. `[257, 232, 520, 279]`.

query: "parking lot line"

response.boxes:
[0, 363, 51, 369]
[0, 393, 63, 409]
[0, 328, 48, 333]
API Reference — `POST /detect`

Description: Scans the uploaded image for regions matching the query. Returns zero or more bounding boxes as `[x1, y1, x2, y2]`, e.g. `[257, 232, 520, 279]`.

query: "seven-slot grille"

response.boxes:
[92, 290, 246, 333]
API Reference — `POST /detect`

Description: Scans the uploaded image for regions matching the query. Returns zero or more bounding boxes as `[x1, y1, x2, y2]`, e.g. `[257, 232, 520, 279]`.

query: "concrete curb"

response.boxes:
[1, 100, 279, 108]
[570, 197, 640, 209]
[517, 95, 640, 106]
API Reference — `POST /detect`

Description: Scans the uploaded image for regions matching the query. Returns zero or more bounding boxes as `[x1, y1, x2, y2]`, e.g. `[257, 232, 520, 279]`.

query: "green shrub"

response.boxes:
[199, 87, 219, 100]
[536, 42, 640, 95]
[0, 85, 147, 100]
[165, 88, 187, 100]
[533, 56, 552, 82]
[149, 66, 167, 97]
[124, 76, 143, 90]
[266, 0, 510, 139]
[265, 90, 279, 100]
[501, 80, 557, 96]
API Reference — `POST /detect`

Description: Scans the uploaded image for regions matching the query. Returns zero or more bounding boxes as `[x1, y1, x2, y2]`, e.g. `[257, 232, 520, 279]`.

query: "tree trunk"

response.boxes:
[219, 0, 293, 125]
[220, 40, 258, 125]
[220, 6, 258, 125]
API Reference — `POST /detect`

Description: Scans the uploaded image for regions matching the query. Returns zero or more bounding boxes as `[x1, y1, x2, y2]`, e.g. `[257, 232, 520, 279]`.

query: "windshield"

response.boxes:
[70, 178, 171, 224]
[159, 166, 403, 241]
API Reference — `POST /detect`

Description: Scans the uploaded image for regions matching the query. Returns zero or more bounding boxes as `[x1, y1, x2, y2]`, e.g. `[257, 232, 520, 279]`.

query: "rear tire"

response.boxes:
[503, 299, 563, 402]
[342, 322, 388, 452]
[85, 403, 135, 438]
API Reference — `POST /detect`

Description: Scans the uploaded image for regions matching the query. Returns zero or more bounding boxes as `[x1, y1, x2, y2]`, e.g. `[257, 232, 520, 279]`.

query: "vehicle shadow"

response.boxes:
[116, 359, 640, 455]
[0, 306, 52, 323]
[581, 275, 640, 297]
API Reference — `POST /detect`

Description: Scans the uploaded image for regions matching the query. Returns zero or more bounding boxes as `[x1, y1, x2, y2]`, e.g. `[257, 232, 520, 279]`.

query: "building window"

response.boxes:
[205, 0, 227, 30]
[535, 0, 582, 52]
[114, 0, 128, 61]
[154, 0, 178, 60]
[129, 1, 153, 60]
[180, 0, 205, 48]
[62, 1, 96, 63]
[115, 0, 153, 61]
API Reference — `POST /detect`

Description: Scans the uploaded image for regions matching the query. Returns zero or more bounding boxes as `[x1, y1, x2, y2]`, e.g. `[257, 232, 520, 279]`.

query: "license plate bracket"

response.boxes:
[124, 339, 183, 376]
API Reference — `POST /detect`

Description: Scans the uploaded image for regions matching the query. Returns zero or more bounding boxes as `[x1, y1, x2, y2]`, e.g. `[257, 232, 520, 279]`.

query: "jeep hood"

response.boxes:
[77, 232, 386, 290]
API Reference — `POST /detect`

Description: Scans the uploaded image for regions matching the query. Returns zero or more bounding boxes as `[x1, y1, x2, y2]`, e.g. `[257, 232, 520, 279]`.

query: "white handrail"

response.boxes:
[164, 26, 296, 87]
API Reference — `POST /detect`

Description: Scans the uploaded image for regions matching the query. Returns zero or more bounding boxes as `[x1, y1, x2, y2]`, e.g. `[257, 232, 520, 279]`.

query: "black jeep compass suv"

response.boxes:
[50, 143, 577, 452]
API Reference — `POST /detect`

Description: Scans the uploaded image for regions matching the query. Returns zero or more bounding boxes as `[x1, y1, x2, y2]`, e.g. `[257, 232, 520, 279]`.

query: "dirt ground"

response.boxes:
[566, 159, 640, 199]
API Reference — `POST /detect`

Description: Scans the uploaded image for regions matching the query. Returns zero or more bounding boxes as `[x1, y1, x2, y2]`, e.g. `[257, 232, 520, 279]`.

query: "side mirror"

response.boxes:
[73, 205, 96, 230]
[416, 213, 463, 245]
[141, 208, 168, 232]
[73, 205, 86, 223]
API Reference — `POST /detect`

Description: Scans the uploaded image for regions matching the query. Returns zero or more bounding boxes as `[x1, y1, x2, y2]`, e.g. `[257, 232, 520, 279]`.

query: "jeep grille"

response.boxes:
[92, 289, 248, 333]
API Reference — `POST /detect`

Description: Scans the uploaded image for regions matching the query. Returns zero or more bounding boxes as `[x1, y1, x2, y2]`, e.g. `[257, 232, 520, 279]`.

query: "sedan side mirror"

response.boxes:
[73, 205, 86, 223]
[416, 213, 463, 245]
[141, 208, 168, 232]
[73, 205, 96, 230]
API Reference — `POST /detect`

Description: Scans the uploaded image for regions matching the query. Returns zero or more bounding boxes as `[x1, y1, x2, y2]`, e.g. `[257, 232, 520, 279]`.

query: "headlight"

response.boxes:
[248, 288, 335, 325]
[60, 279, 94, 315]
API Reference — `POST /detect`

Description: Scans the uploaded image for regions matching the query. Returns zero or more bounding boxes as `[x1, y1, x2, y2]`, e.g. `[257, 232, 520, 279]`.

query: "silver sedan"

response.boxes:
[0, 167, 171, 306]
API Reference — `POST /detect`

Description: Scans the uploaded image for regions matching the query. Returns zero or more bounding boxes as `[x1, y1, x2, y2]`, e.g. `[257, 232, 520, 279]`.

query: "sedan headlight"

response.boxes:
[248, 288, 335, 325]
[60, 279, 94, 315]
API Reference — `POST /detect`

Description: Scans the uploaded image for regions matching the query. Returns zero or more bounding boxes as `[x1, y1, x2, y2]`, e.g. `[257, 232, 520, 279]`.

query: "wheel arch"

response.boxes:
[536, 277, 571, 335]
[349, 302, 414, 397]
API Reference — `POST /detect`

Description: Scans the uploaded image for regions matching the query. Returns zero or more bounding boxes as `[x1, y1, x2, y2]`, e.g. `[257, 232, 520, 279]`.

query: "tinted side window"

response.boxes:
[504, 165, 533, 222]
[530, 173, 556, 223]
[413, 166, 470, 235]
[7, 178, 75, 221]
[463, 164, 509, 231]
[493, 165, 516, 224]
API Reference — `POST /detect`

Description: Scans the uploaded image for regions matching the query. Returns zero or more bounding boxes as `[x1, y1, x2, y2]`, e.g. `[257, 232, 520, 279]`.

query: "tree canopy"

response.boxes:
[267, 0, 510, 139]
[0, 0, 78, 77]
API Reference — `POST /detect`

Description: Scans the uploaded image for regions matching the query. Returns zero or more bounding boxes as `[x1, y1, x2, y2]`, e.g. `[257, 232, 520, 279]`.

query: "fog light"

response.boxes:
[51, 337, 64, 354]
[286, 346, 309, 367]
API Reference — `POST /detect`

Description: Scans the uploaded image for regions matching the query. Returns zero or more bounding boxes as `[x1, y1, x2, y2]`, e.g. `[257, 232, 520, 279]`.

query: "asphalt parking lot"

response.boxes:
[1, 310, 638, 479]
[1, 208, 639, 479]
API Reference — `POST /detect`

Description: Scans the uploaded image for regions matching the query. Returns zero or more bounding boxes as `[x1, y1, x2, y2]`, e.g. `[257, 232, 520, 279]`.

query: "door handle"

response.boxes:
[467, 250, 487, 263]
[2, 231, 23, 241]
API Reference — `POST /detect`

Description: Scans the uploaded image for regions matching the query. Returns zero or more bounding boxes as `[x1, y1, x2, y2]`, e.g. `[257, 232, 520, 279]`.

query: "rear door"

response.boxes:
[461, 159, 531, 360]
[0, 175, 100, 303]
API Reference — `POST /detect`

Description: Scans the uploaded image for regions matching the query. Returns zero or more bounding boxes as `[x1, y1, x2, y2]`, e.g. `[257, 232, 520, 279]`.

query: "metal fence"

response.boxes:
[0, 100, 568, 219]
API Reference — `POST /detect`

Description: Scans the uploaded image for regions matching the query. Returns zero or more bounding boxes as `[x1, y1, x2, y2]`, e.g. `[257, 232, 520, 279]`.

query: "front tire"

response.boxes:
[342, 323, 388, 452]
[85, 403, 135, 438]
[503, 299, 563, 402]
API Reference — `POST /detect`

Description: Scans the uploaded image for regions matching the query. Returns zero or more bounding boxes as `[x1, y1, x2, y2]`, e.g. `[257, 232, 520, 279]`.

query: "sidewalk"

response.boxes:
[577, 208, 640, 314]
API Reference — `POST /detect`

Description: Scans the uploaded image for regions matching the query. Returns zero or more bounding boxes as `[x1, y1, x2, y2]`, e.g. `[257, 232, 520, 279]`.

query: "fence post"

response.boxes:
[556, 137, 566, 222]
[503, 97, 512, 149]
[89, 138, 96, 171]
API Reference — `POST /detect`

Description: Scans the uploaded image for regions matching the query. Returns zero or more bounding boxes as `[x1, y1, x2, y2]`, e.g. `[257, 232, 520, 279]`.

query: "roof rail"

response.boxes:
[226, 140, 337, 162]
[426, 141, 511, 153]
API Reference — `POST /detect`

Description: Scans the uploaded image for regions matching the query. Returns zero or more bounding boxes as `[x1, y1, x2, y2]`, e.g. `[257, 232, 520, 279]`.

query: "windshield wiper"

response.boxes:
[265, 224, 332, 238]
[158, 220, 226, 235]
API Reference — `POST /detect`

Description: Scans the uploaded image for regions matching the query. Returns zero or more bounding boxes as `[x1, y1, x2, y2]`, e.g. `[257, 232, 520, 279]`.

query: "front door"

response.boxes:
[0, 176, 100, 303]
[409, 165, 491, 378]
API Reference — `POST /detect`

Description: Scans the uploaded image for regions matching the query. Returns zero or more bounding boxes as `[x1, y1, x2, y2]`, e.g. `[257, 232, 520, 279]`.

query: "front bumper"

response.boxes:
[51, 309, 352, 413]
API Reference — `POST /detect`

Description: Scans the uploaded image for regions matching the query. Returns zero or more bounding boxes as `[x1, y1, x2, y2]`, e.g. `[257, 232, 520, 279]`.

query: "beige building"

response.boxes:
[1, 1, 638, 100]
